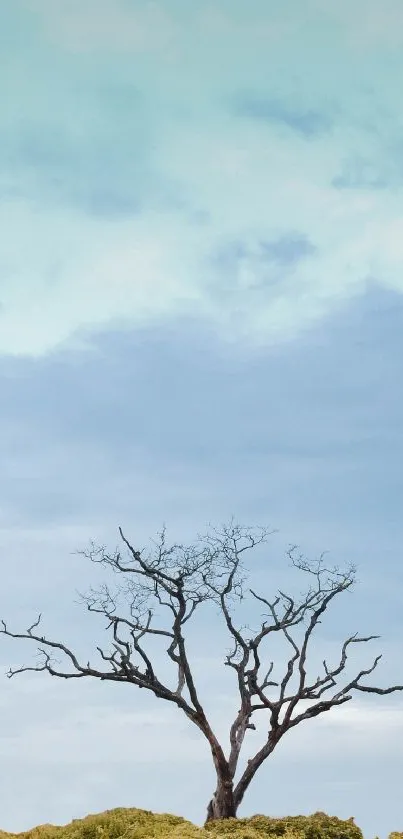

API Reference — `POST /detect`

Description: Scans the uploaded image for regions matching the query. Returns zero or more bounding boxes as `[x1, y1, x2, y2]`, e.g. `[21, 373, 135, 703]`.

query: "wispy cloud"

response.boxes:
[332, 156, 389, 190]
[316, 0, 403, 49]
[259, 232, 317, 265]
[233, 95, 333, 138]
[332, 138, 403, 191]
[23, 0, 176, 53]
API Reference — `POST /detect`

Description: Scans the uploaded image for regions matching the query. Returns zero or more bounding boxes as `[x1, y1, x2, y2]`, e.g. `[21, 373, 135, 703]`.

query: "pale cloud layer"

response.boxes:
[2, 0, 403, 356]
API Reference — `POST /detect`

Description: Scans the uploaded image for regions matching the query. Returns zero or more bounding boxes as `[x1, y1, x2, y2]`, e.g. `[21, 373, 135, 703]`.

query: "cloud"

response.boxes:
[332, 156, 389, 190]
[3, 681, 403, 769]
[0, 65, 156, 218]
[233, 95, 333, 138]
[0, 198, 205, 356]
[209, 232, 318, 305]
[332, 138, 403, 192]
[2, 1, 403, 357]
[315, 0, 403, 49]
[1, 286, 403, 539]
[24, 0, 176, 53]
[214, 232, 317, 273]
[4, 107, 146, 217]
[2, 156, 397, 357]
[0, 701, 207, 766]
[260, 233, 317, 265]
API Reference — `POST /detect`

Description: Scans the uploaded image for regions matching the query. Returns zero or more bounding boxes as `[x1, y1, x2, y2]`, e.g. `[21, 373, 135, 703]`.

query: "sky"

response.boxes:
[1, 1, 403, 838]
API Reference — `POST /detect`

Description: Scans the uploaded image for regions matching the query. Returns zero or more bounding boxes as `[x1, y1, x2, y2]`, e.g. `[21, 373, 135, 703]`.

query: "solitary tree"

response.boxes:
[2, 522, 403, 823]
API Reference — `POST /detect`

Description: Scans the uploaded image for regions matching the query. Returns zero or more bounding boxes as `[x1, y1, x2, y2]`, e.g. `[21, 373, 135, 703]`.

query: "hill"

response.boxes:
[0, 806, 371, 839]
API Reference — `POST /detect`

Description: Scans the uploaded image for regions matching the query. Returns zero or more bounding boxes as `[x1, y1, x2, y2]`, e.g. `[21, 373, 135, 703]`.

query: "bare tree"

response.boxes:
[1, 521, 402, 823]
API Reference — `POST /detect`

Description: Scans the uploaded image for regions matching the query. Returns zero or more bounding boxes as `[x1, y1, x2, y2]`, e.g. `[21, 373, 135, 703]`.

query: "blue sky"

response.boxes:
[1, 1, 403, 838]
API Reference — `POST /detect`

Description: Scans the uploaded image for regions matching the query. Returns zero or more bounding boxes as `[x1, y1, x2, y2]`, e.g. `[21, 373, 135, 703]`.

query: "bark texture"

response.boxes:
[205, 777, 236, 822]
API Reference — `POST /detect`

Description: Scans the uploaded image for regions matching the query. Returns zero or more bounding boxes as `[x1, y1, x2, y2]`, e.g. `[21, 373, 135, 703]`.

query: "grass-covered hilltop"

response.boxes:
[0, 808, 399, 839]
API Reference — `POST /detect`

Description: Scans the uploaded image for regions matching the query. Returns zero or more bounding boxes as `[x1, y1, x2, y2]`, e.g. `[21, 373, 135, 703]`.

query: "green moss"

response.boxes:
[0, 805, 399, 839]
[204, 811, 363, 839]
[0, 809, 200, 839]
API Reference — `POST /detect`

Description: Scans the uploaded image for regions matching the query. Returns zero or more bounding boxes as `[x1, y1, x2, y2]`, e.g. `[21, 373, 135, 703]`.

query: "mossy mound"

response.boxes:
[204, 811, 363, 839]
[0, 806, 397, 839]
[0, 808, 200, 839]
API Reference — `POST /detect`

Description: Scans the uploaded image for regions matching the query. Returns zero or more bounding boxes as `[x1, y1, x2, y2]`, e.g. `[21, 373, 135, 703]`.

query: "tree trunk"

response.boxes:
[205, 776, 237, 823]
